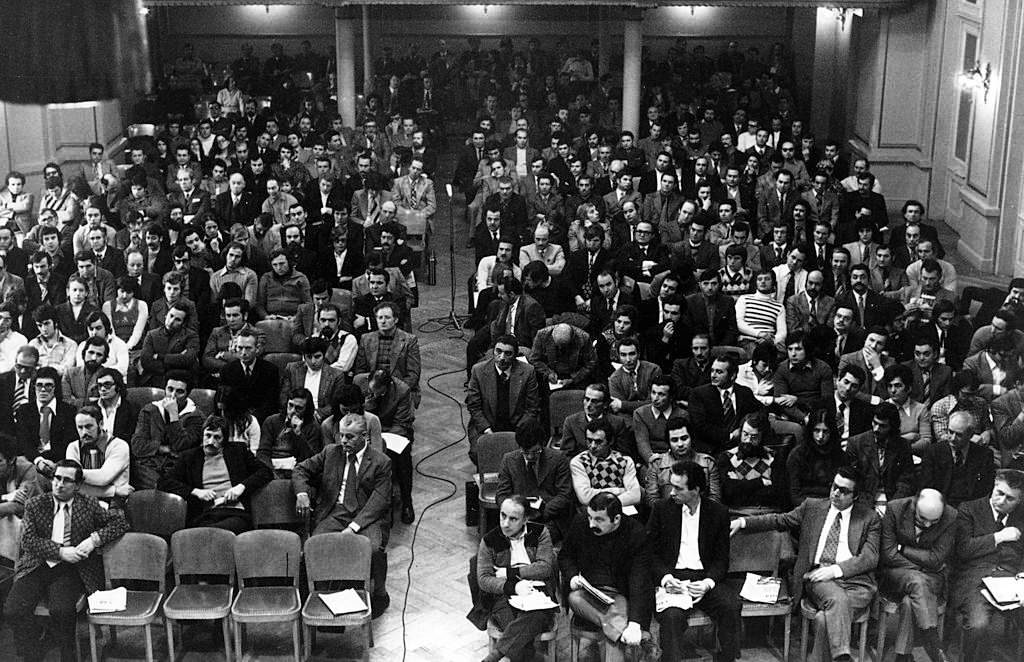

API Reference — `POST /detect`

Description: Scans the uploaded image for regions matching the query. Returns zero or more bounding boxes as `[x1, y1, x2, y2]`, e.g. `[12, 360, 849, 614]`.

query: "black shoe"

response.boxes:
[371, 592, 390, 619]
[401, 503, 415, 524]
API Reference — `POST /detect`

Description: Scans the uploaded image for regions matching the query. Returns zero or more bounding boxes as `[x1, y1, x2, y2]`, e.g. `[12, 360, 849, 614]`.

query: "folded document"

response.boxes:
[88, 586, 127, 613]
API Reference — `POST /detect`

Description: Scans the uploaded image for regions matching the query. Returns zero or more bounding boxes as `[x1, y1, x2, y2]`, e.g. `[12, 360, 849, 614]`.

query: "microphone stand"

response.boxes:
[425, 183, 463, 333]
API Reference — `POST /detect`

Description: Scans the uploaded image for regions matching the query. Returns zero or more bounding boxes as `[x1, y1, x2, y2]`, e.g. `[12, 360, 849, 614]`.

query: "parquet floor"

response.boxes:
[2, 136, 1017, 662]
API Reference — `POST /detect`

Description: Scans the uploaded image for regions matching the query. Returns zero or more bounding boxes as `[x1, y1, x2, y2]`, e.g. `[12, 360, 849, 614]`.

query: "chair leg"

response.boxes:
[858, 618, 868, 661]
[234, 620, 243, 662]
[89, 623, 100, 662]
[222, 617, 232, 661]
[783, 614, 791, 662]
[166, 618, 176, 662]
[292, 619, 301, 662]
[303, 625, 312, 660]
[800, 613, 809, 662]
[876, 611, 887, 662]
[368, 619, 374, 647]
[144, 624, 155, 662]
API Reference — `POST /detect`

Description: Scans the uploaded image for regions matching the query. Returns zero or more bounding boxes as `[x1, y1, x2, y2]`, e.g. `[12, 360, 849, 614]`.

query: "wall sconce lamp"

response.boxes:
[960, 61, 992, 102]
[831, 8, 863, 31]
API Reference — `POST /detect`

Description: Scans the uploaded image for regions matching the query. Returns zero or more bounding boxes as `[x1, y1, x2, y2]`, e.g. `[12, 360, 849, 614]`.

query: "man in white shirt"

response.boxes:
[65, 404, 132, 504]
[732, 466, 880, 662]
[771, 245, 808, 304]
[0, 301, 28, 372]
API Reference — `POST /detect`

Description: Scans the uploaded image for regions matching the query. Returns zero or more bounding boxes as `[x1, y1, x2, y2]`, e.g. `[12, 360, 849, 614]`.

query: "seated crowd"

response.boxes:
[0, 34, 1021, 662]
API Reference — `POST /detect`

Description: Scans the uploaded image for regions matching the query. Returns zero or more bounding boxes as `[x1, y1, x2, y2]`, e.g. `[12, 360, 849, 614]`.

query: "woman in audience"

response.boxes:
[595, 303, 640, 380]
[103, 276, 149, 364]
[566, 202, 611, 253]
[215, 385, 261, 453]
[785, 407, 845, 506]
[211, 133, 233, 164]
[75, 311, 129, 377]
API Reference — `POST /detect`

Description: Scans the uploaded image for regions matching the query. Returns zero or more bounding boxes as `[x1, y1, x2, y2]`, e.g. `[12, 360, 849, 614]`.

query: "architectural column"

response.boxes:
[335, 8, 357, 127]
[621, 9, 643, 135]
[596, 6, 611, 80]
[362, 4, 373, 95]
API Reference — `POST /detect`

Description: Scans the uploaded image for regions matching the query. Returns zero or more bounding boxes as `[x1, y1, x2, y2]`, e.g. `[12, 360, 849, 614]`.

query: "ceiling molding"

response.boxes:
[143, 1, 914, 9]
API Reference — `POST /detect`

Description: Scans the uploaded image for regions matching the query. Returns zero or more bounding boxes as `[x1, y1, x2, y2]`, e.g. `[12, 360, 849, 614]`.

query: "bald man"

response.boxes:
[213, 172, 258, 227]
[878, 489, 957, 662]
[527, 322, 596, 390]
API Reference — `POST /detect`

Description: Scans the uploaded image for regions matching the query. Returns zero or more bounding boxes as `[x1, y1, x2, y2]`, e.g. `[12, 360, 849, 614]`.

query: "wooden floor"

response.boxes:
[2, 137, 1018, 662]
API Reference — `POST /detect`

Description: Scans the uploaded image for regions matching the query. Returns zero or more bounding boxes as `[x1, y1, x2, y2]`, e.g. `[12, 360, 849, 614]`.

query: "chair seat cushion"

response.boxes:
[232, 587, 300, 622]
[164, 585, 233, 620]
[302, 590, 372, 626]
[89, 591, 162, 625]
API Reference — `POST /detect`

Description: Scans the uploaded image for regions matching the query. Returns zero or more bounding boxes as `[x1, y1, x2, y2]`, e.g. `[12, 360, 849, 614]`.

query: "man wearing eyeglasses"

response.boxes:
[877, 488, 956, 662]
[0, 345, 37, 428]
[731, 466, 880, 662]
[16, 366, 77, 480]
[3, 458, 127, 662]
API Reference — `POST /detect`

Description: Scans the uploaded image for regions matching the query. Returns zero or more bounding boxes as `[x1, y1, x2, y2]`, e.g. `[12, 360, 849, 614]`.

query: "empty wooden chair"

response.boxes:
[164, 527, 236, 661]
[301, 532, 374, 661]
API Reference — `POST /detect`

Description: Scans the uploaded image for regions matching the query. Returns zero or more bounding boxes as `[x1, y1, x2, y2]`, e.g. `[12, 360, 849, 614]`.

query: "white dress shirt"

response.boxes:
[674, 500, 704, 571]
[814, 504, 854, 568]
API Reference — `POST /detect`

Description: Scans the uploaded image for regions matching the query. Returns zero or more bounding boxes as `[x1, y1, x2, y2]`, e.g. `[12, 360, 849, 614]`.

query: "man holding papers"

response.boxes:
[560, 491, 655, 662]
[646, 460, 741, 662]
[878, 489, 957, 662]
[476, 495, 556, 662]
[950, 469, 1024, 661]
[3, 459, 128, 662]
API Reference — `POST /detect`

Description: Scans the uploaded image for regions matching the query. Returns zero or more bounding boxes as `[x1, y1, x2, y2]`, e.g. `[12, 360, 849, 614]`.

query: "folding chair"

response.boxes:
[730, 530, 793, 662]
[301, 532, 374, 661]
[475, 432, 519, 537]
[126, 490, 186, 540]
[256, 319, 294, 354]
[126, 387, 164, 410]
[87, 532, 167, 662]
[548, 389, 584, 445]
[264, 352, 302, 373]
[164, 527, 236, 661]
[231, 530, 302, 662]
[189, 388, 217, 416]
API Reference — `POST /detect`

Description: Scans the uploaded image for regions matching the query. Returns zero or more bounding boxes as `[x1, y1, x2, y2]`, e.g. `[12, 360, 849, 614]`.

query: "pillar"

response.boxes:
[362, 5, 373, 95]
[596, 7, 611, 80]
[335, 8, 357, 127]
[621, 10, 643, 135]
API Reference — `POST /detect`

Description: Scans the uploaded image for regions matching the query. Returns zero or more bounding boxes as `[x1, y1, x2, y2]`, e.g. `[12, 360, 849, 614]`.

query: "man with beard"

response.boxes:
[476, 494, 557, 662]
[159, 414, 272, 533]
[309, 301, 358, 373]
[845, 402, 917, 514]
[647, 461, 740, 662]
[786, 269, 835, 334]
[139, 303, 200, 388]
[717, 412, 788, 511]
[560, 491, 655, 662]
[645, 419, 720, 504]
[878, 488, 957, 662]
[61, 336, 106, 407]
[281, 221, 318, 279]
[65, 404, 131, 504]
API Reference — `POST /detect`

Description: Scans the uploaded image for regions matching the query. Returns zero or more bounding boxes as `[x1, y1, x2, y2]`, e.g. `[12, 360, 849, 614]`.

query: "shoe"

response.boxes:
[401, 503, 416, 524]
[371, 592, 390, 619]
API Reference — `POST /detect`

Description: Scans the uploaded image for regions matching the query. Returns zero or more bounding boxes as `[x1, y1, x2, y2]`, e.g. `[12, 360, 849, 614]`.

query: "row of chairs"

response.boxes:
[83, 527, 373, 662]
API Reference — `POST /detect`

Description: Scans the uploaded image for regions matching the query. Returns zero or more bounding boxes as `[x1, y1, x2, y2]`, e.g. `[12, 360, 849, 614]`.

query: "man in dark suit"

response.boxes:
[844, 403, 918, 509]
[0, 345, 37, 428]
[920, 410, 995, 507]
[124, 249, 162, 304]
[878, 490, 957, 662]
[353, 300, 421, 405]
[786, 270, 835, 334]
[293, 413, 393, 616]
[213, 172, 259, 228]
[733, 466, 880, 662]
[950, 470, 1024, 661]
[159, 415, 272, 533]
[472, 206, 506, 266]
[837, 174, 888, 245]
[564, 226, 613, 305]
[904, 336, 953, 408]
[16, 366, 77, 478]
[647, 461, 741, 662]
[281, 337, 346, 423]
[93, 368, 137, 442]
[640, 168, 684, 224]
[832, 364, 876, 447]
[757, 222, 792, 272]
[219, 328, 280, 421]
[488, 276, 545, 352]
[836, 264, 895, 330]
[495, 418, 574, 542]
[992, 374, 1024, 470]
[130, 371, 204, 490]
[166, 169, 212, 220]
[689, 354, 762, 455]
[587, 269, 639, 336]
[3, 458, 128, 662]
[685, 269, 738, 348]
[465, 335, 541, 463]
[617, 219, 671, 286]
[25, 251, 68, 310]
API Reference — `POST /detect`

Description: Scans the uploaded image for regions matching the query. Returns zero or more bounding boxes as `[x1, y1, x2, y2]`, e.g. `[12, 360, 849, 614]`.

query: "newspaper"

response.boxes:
[88, 586, 127, 613]
[739, 573, 782, 604]
[655, 586, 694, 612]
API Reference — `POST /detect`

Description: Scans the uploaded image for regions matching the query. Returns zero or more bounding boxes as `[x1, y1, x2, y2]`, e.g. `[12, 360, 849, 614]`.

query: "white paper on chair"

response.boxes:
[382, 432, 411, 454]
[509, 590, 559, 612]
[655, 587, 693, 612]
[740, 573, 782, 603]
[88, 586, 127, 613]
[981, 577, 1024, 609]
[319, 589, 367, 615]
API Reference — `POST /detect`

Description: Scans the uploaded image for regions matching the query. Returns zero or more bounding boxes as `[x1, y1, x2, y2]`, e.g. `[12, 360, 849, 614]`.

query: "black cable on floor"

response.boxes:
[398, 353, 470, 662]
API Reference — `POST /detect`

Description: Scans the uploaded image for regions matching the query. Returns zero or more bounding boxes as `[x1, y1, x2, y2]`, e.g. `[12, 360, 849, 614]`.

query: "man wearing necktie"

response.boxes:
[294, 413, 394, 617]
[733, 466, 880, 662]
[948, 469, 1024, 661]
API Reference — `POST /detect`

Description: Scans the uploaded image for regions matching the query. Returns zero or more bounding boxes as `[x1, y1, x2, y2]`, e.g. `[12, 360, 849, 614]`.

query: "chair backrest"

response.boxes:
[126, 490, 187, 539]
[103, 532, 168, 591]
[476, 432, 518, 478]
[128, 123, 156, 138]
[303, 532, 371, 593]
[250, 479, 303, 529]
[256, 319, 293, 354]
[548, 389, 584, 438]
[127, 386, 164, 410]
[170, 527, 237, 586]
[264, 352, 301, 373]
[189, 388, 217, 416]
[234, 529, 301, 587]
[730, 529, 790, 575]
